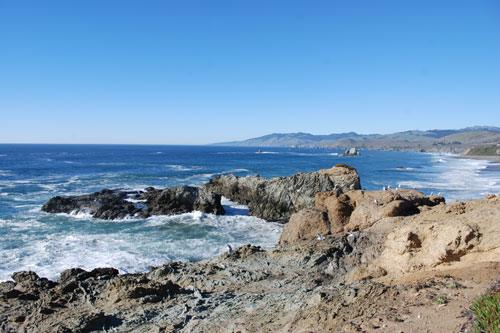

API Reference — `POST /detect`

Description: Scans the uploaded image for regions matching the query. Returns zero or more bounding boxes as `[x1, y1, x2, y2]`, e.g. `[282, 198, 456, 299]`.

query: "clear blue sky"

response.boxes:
[1, 0, 499, 144]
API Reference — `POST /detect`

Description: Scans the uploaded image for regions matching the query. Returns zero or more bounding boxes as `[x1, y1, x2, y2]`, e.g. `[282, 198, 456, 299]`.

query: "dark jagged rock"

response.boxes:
[1, 267, 186, 332]
[141, 185, 225, 216]
[203, 165, 361, 222]
[42, 186, 225, 220]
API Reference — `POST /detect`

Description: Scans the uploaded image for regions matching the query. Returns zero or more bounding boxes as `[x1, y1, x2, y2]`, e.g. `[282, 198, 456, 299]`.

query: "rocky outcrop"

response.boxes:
[42, 186, 225, 219]
[341, 147, 360, 156]
[0, 267, 186, 332]
[2, 193, 500, 332]
[348, 194, 500, 282]
[203, 165, 361, 221]
[140, 186, 224, 216]
[279, 188, 444, 245]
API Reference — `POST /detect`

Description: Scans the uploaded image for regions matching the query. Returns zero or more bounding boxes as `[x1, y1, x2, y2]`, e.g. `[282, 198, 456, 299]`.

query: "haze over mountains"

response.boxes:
[214, 126, 500, 152]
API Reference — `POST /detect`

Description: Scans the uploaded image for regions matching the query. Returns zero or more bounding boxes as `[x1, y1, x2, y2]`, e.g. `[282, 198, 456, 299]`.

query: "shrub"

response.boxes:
[335, 163, 355, 170]
[436, 296, 447, 305]
[471, 291, 500, 333]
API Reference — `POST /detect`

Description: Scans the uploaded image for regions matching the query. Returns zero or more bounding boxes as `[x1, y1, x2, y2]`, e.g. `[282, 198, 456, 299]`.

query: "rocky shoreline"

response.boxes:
[41, 164, 361, 222]
[41, 186, 226, 219]
[2, 166, 500, 332]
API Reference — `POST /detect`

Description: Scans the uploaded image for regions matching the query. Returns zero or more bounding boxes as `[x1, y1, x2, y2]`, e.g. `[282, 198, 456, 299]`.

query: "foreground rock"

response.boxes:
[42, 186, 225, 219]
[280, 188, 445, 245]
[203, 164, 361, 221]
[349, 194, 500, 282]
[2, 193, 500, 332]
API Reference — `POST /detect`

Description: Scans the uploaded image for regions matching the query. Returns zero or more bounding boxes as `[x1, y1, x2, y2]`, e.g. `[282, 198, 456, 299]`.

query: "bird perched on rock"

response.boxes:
[382, 186, 386, 191]
[373, 199, 379, 205]
[227, 244, 233, 256]
[316, 234, 325, 241]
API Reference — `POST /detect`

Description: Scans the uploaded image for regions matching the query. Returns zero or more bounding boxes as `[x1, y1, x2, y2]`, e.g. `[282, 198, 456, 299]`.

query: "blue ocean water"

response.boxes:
[1, 144, 499, 281]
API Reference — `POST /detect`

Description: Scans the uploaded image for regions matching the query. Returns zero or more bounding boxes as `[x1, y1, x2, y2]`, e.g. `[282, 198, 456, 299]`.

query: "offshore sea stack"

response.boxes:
[203, 164, 361, 221]
[341, 147, 360, 156]
[42, 186, 225, 219]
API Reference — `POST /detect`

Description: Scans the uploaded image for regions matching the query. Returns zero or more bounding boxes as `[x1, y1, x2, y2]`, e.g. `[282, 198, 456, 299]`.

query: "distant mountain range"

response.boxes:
[214, 126, 500, 153]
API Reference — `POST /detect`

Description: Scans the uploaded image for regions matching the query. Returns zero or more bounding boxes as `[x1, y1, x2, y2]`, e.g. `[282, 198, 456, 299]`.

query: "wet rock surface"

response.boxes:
[203, 165, 361, 221]
[42, 186, 225, 219]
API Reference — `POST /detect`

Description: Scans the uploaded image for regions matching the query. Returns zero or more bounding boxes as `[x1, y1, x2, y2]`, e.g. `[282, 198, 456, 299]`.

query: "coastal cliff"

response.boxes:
[2, 168, 500, 332]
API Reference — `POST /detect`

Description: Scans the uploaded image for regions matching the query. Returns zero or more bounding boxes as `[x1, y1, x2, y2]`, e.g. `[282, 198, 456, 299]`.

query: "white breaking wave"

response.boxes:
[0, 208, 283, 282]
[221, 196, 249, 216]
[124, 197, 147, 204]
[13, 204, 39, 208]
[68, 208, 94, 219]
[97, 162, 127, 166]
[37, 183, 60, 192]
[0, 233, 167, 281]
[166, 165, 201, 171]
[225, 168, 250, 173]
[0, 170, 12, 177]
[399, 155, 500, 201]
[0, 218, 46, 232]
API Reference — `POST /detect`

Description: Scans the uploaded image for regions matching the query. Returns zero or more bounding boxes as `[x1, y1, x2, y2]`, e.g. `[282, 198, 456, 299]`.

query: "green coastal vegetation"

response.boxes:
[471, 289, 500, 333]
[465, 145, 500, 157]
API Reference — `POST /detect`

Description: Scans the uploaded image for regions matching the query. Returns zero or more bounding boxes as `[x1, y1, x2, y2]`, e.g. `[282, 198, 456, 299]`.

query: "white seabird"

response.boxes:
[373, 199, 379, 205]
[382, 186, 386, 191]
[316, 234, 325, 241]
[227, 244, 233, 256]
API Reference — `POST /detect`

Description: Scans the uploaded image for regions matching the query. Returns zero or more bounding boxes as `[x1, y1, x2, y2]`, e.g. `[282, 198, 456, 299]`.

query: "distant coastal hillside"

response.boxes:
[465, 145, 500, 156]
[213, 126, 500, 153]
